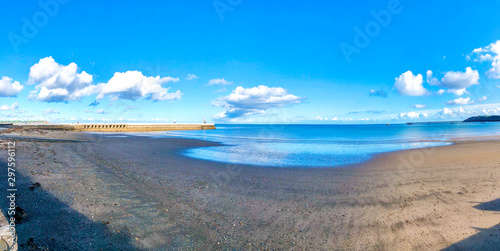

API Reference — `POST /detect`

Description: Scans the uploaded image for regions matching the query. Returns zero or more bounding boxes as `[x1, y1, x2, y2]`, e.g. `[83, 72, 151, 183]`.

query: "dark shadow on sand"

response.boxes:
[473, 198, 500, 212]
[0, 158, 142, 250]
[442, 198, 500, 250]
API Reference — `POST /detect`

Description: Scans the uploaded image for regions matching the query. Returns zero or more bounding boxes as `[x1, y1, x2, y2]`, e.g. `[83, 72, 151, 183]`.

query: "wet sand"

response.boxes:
[1, 129, 499, 250]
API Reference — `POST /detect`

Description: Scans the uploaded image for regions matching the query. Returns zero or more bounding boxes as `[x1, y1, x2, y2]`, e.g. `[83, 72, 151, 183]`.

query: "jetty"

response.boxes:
[406, 121, 462, 125]
[12, 123, 216, 132]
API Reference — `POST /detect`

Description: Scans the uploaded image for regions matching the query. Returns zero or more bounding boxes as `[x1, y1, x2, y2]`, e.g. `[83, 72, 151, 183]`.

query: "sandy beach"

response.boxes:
[1, 128, 499, 250]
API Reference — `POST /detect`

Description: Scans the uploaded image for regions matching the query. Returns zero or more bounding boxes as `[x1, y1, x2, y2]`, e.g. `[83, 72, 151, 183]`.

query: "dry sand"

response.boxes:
[0, 129, 499, 250]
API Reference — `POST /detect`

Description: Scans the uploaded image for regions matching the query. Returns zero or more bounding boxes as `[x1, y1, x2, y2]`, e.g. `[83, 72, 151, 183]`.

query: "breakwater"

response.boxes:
[13, 123, 216, 132]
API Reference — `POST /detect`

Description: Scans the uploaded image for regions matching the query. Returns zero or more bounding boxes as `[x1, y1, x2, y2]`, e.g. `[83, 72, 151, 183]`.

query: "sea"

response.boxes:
[129, 123, 500, 168]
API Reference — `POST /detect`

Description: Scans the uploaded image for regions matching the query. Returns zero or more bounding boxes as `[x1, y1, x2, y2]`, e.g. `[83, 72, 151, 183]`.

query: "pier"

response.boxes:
[13, 123, 216, 132]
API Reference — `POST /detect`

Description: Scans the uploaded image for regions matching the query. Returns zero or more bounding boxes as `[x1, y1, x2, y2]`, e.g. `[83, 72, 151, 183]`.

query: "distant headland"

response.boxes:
[463, 115, 500, 122]
[407, 115, 500, 125]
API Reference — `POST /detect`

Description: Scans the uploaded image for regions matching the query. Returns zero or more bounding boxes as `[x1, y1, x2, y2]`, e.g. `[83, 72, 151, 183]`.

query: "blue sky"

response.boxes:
[1, 0, 500, 123]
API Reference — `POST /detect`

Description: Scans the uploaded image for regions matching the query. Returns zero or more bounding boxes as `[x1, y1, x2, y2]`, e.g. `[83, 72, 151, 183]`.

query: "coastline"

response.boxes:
[1, 129, 499, 249]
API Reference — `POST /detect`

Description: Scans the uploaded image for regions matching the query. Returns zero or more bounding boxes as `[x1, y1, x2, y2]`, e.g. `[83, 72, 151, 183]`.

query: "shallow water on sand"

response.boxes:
[130, 123, 500, 167]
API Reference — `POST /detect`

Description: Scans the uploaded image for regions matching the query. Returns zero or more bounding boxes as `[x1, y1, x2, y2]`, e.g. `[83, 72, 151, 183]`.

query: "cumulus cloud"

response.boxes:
[439, 107, 454, 116]
[447, 88, 468, 96]
[43, 108, 60, 114]
[398, 111, 428, 120]
[28, 57, 95, 102]
[213, 85, 303, 120]
[426, 70, 439, 86]
[96, 71, 182, 101]
[27, 57, 181, 102]
[393, 71, 428, 96]
[0, 102, 19, 111]
[0, 76, 24, 97]
[435, 88, 468, 96]
[368, 89, 388, 98]
[439, 67, 479, 89]
[427, 68, 479, 96]
[446, 97, 474, 105]
[207, 78, 233, 86]
[185, 74, 199, 80]
[471, 40, 500, 79]
[412, 104, 426, 109]
[436, 89, 446, 95]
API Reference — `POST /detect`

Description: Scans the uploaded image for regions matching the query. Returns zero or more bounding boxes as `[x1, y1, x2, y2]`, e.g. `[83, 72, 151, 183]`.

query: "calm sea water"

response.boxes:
[132, 123, 500, 167]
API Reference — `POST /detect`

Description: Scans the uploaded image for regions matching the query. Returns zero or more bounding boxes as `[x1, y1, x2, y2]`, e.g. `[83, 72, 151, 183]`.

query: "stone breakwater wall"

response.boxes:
[14, 123, 216, 132]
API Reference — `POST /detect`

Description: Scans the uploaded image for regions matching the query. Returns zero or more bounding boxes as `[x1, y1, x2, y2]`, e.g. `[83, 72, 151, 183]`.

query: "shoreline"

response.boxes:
[88, 131, 500, 170]
[1, 129, 499, 249]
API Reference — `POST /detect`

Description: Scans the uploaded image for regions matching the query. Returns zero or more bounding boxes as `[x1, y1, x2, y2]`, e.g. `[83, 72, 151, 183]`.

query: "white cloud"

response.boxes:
[488, 61, 500, 79]
[96, 71, 182, 101]
[207, 78, 233, 86]
[406, 112, 420, 119]
[28, 57, 181, 102]
[439, 67, 479, 89]
[43, 108, 60, 114]
[0, 77, 24, 97]
[446, 97, 474, 105]
[477, 96, 487, 102]
[427, 68, 479, 95]
[394, 71, 428, 96]
[160, 76, 180, 83]
[96, 109, 107, 114]
[426, 70, 439, 86]
[447, 88, 468, 96]
[440, 105, 500, 118]
[397, 111, 428, 120]
[471, 40, 500, 79]
[28, 57, 95, 102]
[213, 85, 303, 120]
[313, 116, 371, 122]
[412, 104, 427, 109]
[0, 102, 19, 111]
[440, 107, 454, 116]
[435, 88, 468, 96]
[185, 74, 199, 80]
[393, 103, 500, 121]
